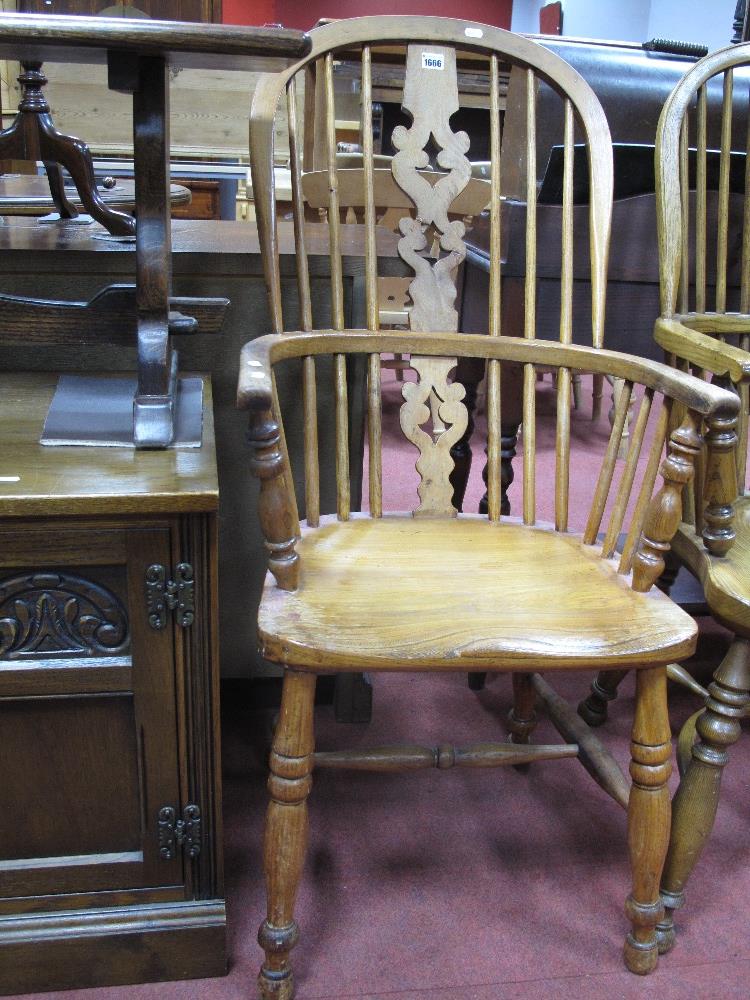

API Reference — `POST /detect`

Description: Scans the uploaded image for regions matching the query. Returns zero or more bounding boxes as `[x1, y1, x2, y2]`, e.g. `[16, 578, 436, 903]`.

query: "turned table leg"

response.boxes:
[656, 637, 750, 954]
[258, 670, 316, 1000]
[624, 665, 672, 975]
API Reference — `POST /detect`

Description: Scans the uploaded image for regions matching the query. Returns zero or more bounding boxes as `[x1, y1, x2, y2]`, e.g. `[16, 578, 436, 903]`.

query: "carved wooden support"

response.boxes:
[247, 411, 299, 591]
[313, 739, 577, 772]
[259, 671, 316, 1000]
[400, 357, 468, 516]
[632, 413, 702, 592]
[577, 669, 628, 727]
[391, 45, 470, 336]
[532, 673, 630, 809]
[624, 666, 672, 974]
[702, 375, 738, 556]
[656, 638, 750, 954]
[0, 62, 136, 236]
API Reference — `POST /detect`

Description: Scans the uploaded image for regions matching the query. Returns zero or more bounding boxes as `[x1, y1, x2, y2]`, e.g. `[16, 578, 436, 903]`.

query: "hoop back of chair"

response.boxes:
[249, 16, 614, 526]
[656, 42, 750, 502]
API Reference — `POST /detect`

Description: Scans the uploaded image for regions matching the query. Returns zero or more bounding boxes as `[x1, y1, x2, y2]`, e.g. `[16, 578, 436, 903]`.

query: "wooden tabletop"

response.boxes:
[0, 12, 311, 71]
[0, 372, 218, 517]
[0, 218, 402, 259]
[0, 175, 191, 214]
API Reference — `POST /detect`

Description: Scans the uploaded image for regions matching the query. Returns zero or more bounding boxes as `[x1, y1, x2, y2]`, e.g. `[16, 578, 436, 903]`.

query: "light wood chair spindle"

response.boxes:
[578, 41, 750, 955]
[243, 18, 739, 998]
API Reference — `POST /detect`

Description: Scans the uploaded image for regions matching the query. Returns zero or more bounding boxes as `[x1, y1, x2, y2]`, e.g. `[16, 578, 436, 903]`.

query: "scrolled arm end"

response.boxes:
[654, 316, 750, 385]
[237, 337, 278, 412]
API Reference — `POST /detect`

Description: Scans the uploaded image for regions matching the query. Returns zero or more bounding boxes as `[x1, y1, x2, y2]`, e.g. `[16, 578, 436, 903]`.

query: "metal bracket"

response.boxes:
[158, 803, 201, 860]
[146, 563, 194, 629]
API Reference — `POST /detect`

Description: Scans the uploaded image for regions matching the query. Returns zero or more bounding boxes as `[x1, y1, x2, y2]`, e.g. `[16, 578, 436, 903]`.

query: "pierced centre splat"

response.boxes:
[391, 45, 472, 515]
[400, 357, 468, 517]
[391, 44, 471, 334]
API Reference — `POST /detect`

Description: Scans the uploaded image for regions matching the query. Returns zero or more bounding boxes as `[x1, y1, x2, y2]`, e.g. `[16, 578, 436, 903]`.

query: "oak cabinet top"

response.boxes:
[0, 372, 219, 516]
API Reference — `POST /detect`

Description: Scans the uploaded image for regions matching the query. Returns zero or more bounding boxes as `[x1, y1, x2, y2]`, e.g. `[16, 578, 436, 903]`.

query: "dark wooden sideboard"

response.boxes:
[0, 218, 402, 678]
[0, 373, 224, 993]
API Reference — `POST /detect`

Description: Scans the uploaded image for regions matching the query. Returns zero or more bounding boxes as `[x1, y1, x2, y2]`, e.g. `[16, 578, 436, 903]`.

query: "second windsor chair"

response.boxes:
[580, 40, 750, 954]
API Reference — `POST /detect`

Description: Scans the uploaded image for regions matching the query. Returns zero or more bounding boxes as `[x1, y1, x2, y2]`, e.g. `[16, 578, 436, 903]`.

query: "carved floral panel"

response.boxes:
[0, 571, 130, 660]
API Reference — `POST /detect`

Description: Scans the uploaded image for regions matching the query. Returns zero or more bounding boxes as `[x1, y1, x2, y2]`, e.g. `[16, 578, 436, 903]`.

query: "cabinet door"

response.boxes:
[0, 524, 187, 909]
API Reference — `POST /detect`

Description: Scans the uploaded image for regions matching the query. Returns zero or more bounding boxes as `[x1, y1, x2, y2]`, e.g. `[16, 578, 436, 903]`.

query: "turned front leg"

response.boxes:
[656, 638, 750, 954]
[258, 671, 316, 1000]
[624, 666, 672, 975]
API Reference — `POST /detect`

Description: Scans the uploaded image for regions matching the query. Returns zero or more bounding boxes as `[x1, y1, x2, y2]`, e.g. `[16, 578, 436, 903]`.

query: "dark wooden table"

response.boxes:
[0, 12, 311, 447]
[0, 173, 191, 215]
[0, 217, 402, 682]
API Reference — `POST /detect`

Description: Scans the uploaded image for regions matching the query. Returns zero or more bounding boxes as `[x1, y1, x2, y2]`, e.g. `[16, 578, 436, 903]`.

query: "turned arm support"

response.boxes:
[238, 337, 299, 591]
[654, 317, 748, 556]
[633, 411, 703, 591]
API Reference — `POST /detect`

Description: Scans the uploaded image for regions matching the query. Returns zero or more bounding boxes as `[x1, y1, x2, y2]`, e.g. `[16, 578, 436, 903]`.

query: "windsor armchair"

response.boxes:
[242, 17, 738, 997]
[581, 41, 750, 954]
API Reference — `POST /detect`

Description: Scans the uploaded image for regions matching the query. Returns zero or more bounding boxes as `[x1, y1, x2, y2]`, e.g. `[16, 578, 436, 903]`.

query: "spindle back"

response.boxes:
[249, 17, 617, 525]
[250, 16, 613, 341]
[656, 42, 750, 508]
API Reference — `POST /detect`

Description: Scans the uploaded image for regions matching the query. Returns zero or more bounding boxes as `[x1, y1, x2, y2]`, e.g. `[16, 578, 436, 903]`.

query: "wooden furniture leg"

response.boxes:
[507, 671, 538, 772]
[0, 62, 135, 236]
[624, 665, 672, 975]
[656, 637, 750, 954]
[43, 159, 79, 220]
[507, 671, 538, 745]
[108, 51, 177, 447]
[578, 669, 628, 726]
[258, 670, 316, 1000]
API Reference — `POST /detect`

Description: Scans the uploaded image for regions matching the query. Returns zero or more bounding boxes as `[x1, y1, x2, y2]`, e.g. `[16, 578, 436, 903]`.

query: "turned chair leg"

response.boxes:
[656, 638, 750, 955]
[624, 666, 672, 975]
[507, 672, 537, 742]
[507, 672, 538, 772]
[578, 669, 628, 727]
[258, 671, 316, 1000]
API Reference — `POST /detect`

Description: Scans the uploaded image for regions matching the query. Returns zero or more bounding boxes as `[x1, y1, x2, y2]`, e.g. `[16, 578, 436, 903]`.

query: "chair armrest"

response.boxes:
[237, 336, 279, 411]
[245, 329, 740, 422]
[654, 319, 745, 557]
[654, 317, 750, 385]
[237, 336, 299, 591]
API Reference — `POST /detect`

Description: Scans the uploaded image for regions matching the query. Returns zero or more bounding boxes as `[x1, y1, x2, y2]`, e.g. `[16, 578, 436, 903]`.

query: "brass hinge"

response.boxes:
[146, 563, 194, 629]
[158, 803, 201, 860]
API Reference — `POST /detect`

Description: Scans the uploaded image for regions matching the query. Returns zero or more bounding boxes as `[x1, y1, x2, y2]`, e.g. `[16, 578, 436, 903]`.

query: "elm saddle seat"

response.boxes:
[241, 16, 739, 1000]
[578, 39, 750, 957]
[258, 515, 697, 670]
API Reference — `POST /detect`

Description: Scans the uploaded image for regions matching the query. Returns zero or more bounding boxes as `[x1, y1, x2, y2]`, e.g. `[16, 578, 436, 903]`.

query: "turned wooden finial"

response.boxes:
[632, 412, 702, 592]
